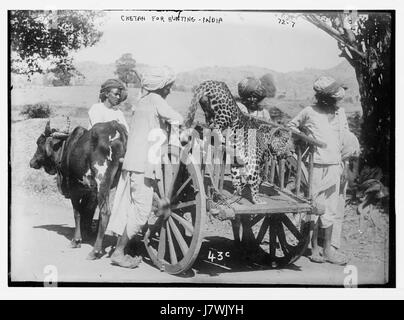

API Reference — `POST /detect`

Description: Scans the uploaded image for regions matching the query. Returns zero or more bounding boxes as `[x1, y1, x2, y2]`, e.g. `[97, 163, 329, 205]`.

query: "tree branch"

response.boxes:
[303, 13, 366, 60]
[341, 13, 356, 44]
[339, 47, 355, 67]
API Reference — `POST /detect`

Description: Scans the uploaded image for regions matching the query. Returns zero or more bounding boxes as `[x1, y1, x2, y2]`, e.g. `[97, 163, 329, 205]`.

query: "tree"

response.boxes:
[10, 10, 104, 76]
[115, 53, 139, 86]
[49, 62, 83, 86]
[301, 12, 392, 174]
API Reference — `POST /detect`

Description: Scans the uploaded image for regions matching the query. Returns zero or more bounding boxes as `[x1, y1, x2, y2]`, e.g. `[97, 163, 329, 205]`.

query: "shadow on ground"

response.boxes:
[33, 222, 116, 251]
[141, 235, 303, 278]
[33, 224, 303, 277]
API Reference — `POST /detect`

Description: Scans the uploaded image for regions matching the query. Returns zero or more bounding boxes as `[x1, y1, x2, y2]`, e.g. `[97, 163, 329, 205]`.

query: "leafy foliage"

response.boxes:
[303, 12, 393, 173]
[115, 53, 140, 86]
[48, 59, 84, 86]
[20, 102, 52, 118]
[10, 10, 104, 76]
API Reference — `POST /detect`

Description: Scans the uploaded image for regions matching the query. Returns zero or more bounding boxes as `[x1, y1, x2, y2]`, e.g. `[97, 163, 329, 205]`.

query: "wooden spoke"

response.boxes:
[280, 214, 302, 241]
[231, 218, 241, 244]
[256, 217, 270, 245]
[171, 200, 196, 211]
[248, 215, 265, 228]
[167, 159, 181, 199]
[168, 217, 189, 257]
[275, 219, 290, 255]
[166, 222, 178, 264]
[269, 217, 277, 259]
[171, 176, 192, 203]
[157, 223, 167, 261]
[148, 216, 163, 236]
[157, 177, 165, 199]
[171, 212, 194, 236]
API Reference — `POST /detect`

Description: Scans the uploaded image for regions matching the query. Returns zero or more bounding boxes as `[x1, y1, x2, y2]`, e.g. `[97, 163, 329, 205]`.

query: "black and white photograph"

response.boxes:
[8, 9, 394, 287]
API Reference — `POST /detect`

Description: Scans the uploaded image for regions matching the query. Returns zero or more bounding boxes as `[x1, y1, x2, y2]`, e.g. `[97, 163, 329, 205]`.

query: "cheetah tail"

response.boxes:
[184, 86, 204, 128]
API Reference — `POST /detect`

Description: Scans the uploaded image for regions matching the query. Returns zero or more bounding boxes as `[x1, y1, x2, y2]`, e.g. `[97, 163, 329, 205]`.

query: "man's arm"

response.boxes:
[156, 97, 184, 124]
[88, 104, 103, 129]
[287, 107, 307, 132]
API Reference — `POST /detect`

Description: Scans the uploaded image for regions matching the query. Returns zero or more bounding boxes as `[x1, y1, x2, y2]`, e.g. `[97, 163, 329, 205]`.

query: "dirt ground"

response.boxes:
[10, 188, 388, 285]
[10, 118, 389, 286]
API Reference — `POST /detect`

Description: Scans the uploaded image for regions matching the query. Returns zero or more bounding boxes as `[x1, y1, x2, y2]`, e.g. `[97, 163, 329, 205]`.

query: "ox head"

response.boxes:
[29, 121, 61, 175]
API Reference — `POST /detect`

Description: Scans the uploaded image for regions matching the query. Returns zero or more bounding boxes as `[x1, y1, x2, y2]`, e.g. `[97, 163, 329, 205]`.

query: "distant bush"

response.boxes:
[20, 102, 52, 119]
[172, 84, 190, 92]
[347, 111, 362, 138]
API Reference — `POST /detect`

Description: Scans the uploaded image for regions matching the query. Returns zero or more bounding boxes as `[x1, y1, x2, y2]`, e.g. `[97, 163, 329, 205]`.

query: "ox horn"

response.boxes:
[51, 132, 69, 139]
[45, 120, 51, 135]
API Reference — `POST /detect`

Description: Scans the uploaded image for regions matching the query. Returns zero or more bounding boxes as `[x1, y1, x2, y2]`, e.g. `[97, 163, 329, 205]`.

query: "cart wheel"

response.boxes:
[233, 211, 311, 268]
[143, 145, 206, 275]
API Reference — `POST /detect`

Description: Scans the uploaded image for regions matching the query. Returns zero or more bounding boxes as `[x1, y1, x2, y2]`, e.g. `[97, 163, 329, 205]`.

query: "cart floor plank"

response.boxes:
[210, 176, 311, 215]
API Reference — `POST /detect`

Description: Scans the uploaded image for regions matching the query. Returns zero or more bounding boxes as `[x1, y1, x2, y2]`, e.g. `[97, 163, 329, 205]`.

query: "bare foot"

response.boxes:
[70, 238, 82, 248]
[86, 249, 105, 260]
[323, 249, 348, 266]
[309, 248, 324, 263]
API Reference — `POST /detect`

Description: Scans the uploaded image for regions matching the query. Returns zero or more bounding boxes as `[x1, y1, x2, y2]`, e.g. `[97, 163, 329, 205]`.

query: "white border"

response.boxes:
[1, 0, 403, 300]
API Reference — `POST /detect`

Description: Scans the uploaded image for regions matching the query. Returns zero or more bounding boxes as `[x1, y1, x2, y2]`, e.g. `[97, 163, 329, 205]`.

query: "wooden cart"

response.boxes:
[143, 123, 324, 275]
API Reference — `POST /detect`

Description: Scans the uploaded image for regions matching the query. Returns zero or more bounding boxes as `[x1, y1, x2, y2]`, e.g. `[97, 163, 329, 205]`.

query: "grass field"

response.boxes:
[11, 85, 361, 123]
[11, 86, 206, 125]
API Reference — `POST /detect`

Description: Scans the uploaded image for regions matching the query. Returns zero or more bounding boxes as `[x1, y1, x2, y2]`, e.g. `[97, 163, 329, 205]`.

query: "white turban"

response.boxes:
[139, 66, 176, 92]
[313, 76, 346, 100]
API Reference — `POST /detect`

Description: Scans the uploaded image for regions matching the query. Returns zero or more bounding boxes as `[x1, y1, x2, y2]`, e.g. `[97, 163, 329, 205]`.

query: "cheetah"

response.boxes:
[184, 80, 292, 204]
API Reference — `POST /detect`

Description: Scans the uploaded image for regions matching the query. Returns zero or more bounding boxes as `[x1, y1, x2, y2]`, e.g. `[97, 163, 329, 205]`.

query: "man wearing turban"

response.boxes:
[237, 76, 272, 121]
[287, 76, 351, 265]
[333, 129, 360, 253]
[88, 79, 129, 133]
[107, 66, 184, 268]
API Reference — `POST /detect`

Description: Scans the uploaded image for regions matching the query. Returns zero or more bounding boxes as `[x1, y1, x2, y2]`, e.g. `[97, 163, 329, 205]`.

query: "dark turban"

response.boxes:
[238, 77, 267, 102]
[260, 73, 277, 98]
[99, 79, 128, 103]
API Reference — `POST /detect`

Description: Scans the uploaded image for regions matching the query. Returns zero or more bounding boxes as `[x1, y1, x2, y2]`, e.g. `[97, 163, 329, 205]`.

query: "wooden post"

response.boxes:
[295, 144, 302, 196]
[279, 159, 285, 190]
[264, 160, 270, 183]
[218, 147, 225, 192]
[308, 147, 314, 199]
[269, 157, 276, 184]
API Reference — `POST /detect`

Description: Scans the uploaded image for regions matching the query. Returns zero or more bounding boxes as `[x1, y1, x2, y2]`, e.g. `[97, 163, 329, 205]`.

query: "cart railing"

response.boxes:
[177, 119, 325, 202]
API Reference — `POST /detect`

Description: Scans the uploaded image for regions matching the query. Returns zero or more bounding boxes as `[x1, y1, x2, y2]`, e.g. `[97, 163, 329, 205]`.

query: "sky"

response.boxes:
[72, 10, 345, 73]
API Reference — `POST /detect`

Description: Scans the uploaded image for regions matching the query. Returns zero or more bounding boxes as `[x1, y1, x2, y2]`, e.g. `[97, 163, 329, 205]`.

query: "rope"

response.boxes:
[209, 183, 247, 209]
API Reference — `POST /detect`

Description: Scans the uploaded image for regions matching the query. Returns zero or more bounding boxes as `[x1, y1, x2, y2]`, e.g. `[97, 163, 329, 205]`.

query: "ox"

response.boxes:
[30, 120, 127, 260]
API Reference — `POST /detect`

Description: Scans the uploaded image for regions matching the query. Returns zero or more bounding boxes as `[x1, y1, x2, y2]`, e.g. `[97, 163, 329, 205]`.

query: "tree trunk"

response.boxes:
[304, 13, 392, 177]
[352, 29, 392, 175]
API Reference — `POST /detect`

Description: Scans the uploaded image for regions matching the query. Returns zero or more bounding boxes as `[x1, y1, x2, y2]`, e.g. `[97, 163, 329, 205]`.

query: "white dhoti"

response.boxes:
[331, 131, 360, 248]
[107, 170, 153, 239]
[332, 178, 348, 248]
[312, 164, 341, 229]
